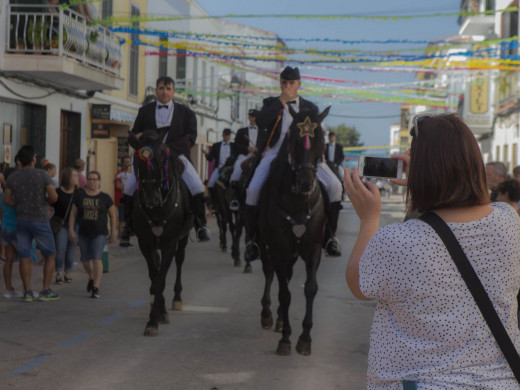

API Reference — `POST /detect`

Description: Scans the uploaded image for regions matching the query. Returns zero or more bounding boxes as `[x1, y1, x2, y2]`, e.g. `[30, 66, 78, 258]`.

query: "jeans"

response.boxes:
[16, 220, 56, 258]
[55, 224, 77, 273]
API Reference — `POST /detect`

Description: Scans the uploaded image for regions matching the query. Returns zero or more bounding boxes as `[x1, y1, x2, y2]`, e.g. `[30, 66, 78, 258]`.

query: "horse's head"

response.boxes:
[287, 106, 330, 195]
[128, 129, 171, 209]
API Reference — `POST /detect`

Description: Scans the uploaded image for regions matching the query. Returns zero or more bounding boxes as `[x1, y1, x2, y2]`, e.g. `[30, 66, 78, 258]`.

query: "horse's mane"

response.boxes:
[138, 129, 163, 147]
[264, 110, 324, 194]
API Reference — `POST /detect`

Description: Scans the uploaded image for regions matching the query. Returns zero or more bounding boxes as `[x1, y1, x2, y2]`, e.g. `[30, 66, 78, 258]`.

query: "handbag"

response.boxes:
[419, 211, 520, 383]
[50, 192, 74, 235]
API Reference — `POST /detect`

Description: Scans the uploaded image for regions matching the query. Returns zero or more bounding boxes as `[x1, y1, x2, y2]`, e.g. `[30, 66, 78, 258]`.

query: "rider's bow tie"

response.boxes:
[158, 105, 168, 109]
[249, 126, 257, 130]
[288, 100, 297, 105]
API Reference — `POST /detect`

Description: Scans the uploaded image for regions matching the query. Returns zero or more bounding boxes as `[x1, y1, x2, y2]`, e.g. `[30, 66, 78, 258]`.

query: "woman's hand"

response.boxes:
[343, 167, 381, 223]
[390, 150, 410, 187]
[68, 229, 76, 243]
[108, 232, 116, 244]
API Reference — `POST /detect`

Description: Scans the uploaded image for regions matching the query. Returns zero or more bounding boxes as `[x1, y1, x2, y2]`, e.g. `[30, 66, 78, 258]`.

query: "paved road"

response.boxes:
[0, 194, 407, 390]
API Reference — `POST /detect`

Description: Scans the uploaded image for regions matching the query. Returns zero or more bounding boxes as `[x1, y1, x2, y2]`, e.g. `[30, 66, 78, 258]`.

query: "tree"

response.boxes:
[327, 124, 363, 147]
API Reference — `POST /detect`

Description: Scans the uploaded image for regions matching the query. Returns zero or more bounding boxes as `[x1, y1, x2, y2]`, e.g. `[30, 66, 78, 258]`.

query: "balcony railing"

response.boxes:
[6, 4, 121, 76]
[458, 0, 496, 26]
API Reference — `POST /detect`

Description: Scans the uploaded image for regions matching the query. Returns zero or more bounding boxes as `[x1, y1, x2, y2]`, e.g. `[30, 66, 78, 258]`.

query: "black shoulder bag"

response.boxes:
[419, 211, 520, 383]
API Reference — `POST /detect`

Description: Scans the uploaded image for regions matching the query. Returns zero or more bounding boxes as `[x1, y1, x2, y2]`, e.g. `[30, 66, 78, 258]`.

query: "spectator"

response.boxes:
[44, 162, 58, 187]
[485, 161, 508, 201]
[69, 170, 116, 299]
[114, 156, 133, 247]
[1, 168, 22, 299]
[74, 158, 87, 189]
[496, 179, 520, 215]
[51, 167, 80, 284]
[513, 165, 520, 181]
[344, 114, 520, 388]
[4, 145, 59, 302]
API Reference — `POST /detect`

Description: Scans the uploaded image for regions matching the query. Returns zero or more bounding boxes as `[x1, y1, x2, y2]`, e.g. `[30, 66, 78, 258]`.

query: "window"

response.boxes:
[176, 49, 186, 92]
[209, 66, 215, 107]
[158, 36, 168, 77]
[496, 145, 500, 160]
[501, 1, 518, 57]
[192, 57, 199, 96]
[101, 0, 113, 19]
[503, 144, 509, 165]
[201, 61, 207, 104]
[128, 6, 140, 96]
[513, 143, 518, 169]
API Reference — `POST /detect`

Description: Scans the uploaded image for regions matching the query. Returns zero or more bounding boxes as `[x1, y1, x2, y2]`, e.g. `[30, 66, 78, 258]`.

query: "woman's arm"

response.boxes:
[68, 204, 77, 242]
[343, 167, 381, 301]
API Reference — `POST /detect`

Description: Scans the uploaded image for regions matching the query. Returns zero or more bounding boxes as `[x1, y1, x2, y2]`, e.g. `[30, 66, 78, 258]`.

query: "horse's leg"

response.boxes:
[231, 211, 242, 267]
[215, 211, 227, 251]
[274, 259, 293, 356]
[137, 239, 160, 336]
[295, 246, 322, 356]
[274, 254, 298, 332]
[145, 242, 176, 336]
[260, 247, 274, 329]
[172, 234, 189, 311]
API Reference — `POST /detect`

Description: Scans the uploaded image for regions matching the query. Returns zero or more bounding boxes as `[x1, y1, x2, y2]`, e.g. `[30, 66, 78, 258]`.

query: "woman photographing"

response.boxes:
[344, 113, 520, 389]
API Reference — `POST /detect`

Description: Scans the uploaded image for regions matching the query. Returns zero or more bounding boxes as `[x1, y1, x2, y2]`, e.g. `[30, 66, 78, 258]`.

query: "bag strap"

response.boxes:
[63, 191, 75, 221]
[419, 211, 520, 383]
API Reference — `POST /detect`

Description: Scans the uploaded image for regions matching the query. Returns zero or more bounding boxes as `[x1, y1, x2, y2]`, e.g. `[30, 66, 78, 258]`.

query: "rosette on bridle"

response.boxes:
[137, 145, 155, 170]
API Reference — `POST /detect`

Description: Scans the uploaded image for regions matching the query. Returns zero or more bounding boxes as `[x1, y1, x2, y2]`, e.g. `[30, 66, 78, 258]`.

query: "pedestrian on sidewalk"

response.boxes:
[68, 170, 116, 299]
[51, 167, 80, 284]
[4, 146, 59, 302]
[1, 167, 22, 299]
[344, 113, 520, 388]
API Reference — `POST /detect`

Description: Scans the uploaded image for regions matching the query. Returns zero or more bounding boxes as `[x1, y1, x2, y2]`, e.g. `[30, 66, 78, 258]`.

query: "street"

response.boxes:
[0, 195, 407, 390]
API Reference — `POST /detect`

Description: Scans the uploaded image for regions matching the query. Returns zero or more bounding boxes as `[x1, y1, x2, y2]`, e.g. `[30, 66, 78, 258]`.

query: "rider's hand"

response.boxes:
[247, 146, 258, 153]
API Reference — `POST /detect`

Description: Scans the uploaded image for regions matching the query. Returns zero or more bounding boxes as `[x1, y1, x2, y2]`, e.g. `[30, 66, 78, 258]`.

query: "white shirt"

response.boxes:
[248, 126, 258, 147]
[270, 97, 299, 153]
[155, 101, 174, 129]
[327, 142, 335, 163]
[218, 142, 231, 168]
[360, 202, 520, 389]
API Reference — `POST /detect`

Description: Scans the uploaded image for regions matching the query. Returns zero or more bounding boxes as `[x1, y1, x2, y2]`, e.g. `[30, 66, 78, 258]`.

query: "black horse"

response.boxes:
[258, 106, 330, 356]
[210, 164, 237, 259]
[128, 130, 193, 336]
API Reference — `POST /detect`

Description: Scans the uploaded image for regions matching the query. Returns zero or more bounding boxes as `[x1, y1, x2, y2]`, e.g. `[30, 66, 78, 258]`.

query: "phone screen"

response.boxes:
[362, 157, 399, 178]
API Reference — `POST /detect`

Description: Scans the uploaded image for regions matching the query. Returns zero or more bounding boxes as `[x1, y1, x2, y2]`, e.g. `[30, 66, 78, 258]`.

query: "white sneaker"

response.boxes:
[3, 288, 24, 299]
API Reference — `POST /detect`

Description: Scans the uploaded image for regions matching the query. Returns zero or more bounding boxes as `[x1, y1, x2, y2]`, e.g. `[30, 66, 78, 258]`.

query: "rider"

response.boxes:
[204, 128, 248, 200]
[229, 109, 261, 211]
[244, 66, 343, 261]
[119, 76, 210, 242]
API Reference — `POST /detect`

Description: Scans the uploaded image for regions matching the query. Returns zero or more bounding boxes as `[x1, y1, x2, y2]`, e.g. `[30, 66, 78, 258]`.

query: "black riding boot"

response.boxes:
[324, 201, 342, 257]
[244, 205, 260, 261]
[229, 181, 239, 211]
[192, 193, 211, 241]
[118, 194, 134, 241]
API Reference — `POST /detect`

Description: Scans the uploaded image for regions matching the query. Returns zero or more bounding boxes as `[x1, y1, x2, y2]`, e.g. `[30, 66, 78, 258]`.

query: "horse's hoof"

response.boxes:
[172, 300, 182, 311]
[296, 338, 311, 356]
[219, 242, 227, 251]
[276, 341, 291, 356]
[158, 312, 169, 324]
[233, 258, 241, 267]
[144, 324, 158, 337]
[243, 263, 252, 273]
[275, 319, 283, 333]
[261, 315, 273, 329]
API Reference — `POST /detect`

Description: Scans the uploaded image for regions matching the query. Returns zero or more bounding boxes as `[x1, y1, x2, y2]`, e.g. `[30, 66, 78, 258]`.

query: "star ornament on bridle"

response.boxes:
[297, 116, 318, 150]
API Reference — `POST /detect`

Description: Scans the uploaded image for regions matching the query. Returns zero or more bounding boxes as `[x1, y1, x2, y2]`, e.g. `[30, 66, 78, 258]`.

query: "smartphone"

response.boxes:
[358, 156, 403, 179]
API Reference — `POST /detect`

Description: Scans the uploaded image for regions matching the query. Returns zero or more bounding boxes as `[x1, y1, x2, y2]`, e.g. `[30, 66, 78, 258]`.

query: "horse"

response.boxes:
[258, 106, 330, 356]
[209, 162, 238, 259]
[128, 129, 193, 336]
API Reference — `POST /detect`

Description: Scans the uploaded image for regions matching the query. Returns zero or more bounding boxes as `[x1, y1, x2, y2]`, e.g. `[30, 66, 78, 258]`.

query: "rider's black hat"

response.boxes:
[222, 128, 232, 135]
[248, 109, 258, 117]
[280, 66, 300, 80]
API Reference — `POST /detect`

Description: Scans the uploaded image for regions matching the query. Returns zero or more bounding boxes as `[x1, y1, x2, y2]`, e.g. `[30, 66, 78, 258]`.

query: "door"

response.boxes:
[60, 110, 81, 172]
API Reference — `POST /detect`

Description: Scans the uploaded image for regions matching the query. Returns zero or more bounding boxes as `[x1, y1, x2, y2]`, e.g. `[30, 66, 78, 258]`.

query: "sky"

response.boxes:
[195, 0, 461, 147]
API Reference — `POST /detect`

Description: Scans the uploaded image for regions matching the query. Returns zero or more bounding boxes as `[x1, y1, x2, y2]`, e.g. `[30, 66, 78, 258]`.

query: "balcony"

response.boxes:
[458, 0, 495, 36]
[3, 4, 123, 91]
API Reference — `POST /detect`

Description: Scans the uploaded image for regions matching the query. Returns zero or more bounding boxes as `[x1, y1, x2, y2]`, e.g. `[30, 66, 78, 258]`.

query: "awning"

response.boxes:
[110, 108, 136, 124]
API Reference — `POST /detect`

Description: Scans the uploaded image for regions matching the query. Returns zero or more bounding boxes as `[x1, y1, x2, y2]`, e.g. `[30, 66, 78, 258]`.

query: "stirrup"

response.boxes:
[325, 237, 342, 257]
[229, 199, 240, 211]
